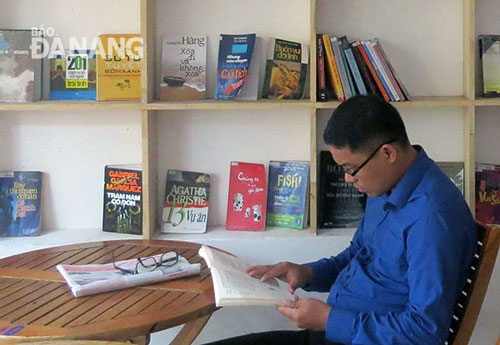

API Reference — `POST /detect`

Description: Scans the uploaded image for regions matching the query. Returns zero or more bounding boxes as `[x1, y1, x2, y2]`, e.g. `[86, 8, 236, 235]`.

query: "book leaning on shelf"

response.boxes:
[475, 163, 500, 225]
[479, 35, 500, 97]
[198, 245, 295, 307]
[57, 252, 201, 297]
[0, 171, 42, 237]
[266, 160, 310, 230]
[161, 170, 210, 234]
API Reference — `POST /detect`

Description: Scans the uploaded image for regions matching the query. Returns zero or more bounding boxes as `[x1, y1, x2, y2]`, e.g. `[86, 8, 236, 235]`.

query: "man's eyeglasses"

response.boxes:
[341, 139, 398, 177]
[112, 251, 179, 275]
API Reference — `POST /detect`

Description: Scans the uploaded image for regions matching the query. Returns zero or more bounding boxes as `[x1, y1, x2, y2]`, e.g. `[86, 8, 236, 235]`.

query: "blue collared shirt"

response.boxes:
[306, 147, 476, 345]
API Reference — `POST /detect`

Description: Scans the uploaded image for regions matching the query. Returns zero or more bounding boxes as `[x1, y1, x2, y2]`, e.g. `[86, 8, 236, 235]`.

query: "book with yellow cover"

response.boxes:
[96, 34, 142, 101]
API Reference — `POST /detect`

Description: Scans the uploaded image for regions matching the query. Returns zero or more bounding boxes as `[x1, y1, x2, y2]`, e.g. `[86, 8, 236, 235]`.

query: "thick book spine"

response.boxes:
[362, 41, 396, 101]
[351, 41, 379, 95]
[331, 37, 352, 99]
[366, 40, 400, 101]
[372, 38, 410, 101]
[340, 38, 367, 95]
[316, 34, 327, 102]
[322, 34, 345, 102]
[356, 42, 390, 101]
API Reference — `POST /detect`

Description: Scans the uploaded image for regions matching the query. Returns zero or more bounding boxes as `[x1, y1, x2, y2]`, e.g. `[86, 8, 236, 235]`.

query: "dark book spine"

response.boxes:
[351, 41, 379, 96]
[316, 34, 327, 102]
[356, 41, 391, 101]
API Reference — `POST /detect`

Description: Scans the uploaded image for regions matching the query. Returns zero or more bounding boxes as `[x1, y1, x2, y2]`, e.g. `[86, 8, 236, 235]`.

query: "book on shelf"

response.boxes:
[331, 36, 353, 100]
[96, 33, 142, 101]
[0, 171, 42, 237]
[198, 245, 295, 307]
[214, 33, 256, 100]
[102, 164, 142, 235]
[479, 35, 500, 97]
[226, 162, 267, 231]
[266, 161, 310, 230]
[261, 38, 308, 100]
[322, 34, 345, 102]
[233, 36, 262, 101]
[355, 41, 391, 102]
[475, 163, 500, 225]
[351, 41, 380, 96]
[362, 40, 397, 101]
[0, 29, 42, 102]
[318, 151, 366, 228]
[339, 36, 367, 96]
[436, 161, 464, 195]
[316, 34, 327, 102]
[47, 49, 97, 100]
[159, 34, 206, 101]
[161, 170, 210, 234]
[57, 252, 201, 297]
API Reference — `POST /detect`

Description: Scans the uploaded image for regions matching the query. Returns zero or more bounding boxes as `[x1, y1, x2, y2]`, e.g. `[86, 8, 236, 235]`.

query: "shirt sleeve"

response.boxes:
[324, 212, 476, 345]
[303, 219, 365, 292]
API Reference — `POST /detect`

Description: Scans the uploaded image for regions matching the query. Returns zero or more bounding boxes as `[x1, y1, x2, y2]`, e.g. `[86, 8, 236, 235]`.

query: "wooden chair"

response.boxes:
[445, 222, 500, 345]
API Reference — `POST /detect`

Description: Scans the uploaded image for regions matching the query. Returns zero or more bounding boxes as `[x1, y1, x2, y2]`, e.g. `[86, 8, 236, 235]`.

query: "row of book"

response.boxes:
[317, 34, 411, 102]
[0, 30, 142, 102]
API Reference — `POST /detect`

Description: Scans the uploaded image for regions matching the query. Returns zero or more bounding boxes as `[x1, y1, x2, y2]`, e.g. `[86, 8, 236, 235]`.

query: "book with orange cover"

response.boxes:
[355, 41, 390, 101]
[322, 34, 344, 102]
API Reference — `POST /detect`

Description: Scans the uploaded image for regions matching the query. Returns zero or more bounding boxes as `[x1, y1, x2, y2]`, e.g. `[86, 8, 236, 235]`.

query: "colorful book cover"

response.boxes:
[96, 34, 142, 101]
[322, 34, 345, 102]
[102, 165, 142, 235]
[159, 34, 206, 101]
[215, 33, 256, 100]
[161, 170, 210, 233]
[437, 161, 464, 195]
[266, 161, 309, 230]
[0, 171, 42, 237]
[318, 151, 366, 228]
[0, 30, 42, 102]
[262, 38, 308, 100]
[475, 163, 500, 225]
[226, 162, 267, 231]
[50, 50, 96, 100]
[479, 35, 500, 97]
[331, 37, 352, 99]
[316, 34, 327, 102]
[340, 37, 367, 96]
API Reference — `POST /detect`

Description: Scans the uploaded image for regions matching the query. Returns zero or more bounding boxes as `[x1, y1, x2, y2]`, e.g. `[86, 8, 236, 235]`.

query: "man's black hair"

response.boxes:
[323, 94, 410, 153]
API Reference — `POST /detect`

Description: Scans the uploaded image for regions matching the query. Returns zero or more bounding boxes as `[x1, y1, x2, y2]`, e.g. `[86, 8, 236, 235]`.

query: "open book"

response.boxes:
[57, 252, 201, 297]
[198, 245, 295, 306]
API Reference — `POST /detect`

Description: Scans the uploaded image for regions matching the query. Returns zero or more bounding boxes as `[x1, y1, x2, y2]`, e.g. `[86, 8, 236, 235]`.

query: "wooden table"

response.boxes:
[0, 240, 216, 344]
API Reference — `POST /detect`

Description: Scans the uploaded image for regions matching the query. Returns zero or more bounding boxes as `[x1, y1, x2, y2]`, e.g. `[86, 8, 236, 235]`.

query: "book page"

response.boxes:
[199, 245, 253, 272]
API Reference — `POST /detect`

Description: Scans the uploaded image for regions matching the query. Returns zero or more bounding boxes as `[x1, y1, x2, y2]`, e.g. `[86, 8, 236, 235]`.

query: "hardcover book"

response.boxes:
[261, 38, 308, 100]
[159, 34, 206, 101]
[436, 161, 464, 195]
[0, 29, 42, 102]
[96, 34, 142, 101]
[475, 163, 500, 225]
[479, 35, 500, 97]
[318, 151, 366, 228]
[226, 162, 267, 231]
[215, 33, 256, 100]
[102, 165, 142, 235]
[161, 170, 210, 234]
[49, 50, 97, 100]
[0, 171, 42, 237]
[266, 161, 310, 229]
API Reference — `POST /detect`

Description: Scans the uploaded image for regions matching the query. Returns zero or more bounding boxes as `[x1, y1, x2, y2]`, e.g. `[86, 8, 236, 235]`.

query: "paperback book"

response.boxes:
[436, 161, 464, 195]
[0, 29, 42, 102]
[161, 170, 210, 234]
[49, 50, 97, 100]
[266, 161, 310, 229]
[159, 34, 206, 101]
[198, 245, 295, 307]
[261, 38, 308, 100]
[318, 151, 366, 228]
[0, 171, 42, 237]
[226, 162, 267, 231]
[475, 163, 500, 225]
[103, 165, 142, 235]
[215, 33, 256, 100]
[479, 35, 500, 97]
[96, 34, 142, 101]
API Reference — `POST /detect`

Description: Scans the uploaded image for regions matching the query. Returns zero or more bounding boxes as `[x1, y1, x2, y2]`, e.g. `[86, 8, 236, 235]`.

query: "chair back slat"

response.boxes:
[445, 222, 500, 345]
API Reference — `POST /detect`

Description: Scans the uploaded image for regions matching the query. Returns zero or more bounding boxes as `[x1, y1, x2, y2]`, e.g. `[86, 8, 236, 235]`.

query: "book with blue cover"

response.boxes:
[266, 161, 309, 229]
[0, 171, 42, 237]
[215, 33, 256, 100]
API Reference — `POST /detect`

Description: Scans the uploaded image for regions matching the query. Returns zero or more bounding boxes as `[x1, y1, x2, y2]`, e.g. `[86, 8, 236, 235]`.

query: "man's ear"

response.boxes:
[381, 144, 397, 164]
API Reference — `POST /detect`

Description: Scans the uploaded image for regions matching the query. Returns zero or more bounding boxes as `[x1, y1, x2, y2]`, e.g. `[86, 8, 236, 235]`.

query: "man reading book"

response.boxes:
[205, 95, 476, 345]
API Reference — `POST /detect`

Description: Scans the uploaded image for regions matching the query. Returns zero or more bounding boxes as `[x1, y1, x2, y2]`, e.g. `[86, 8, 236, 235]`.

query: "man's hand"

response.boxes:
[246, 262, 313, 294]
[277, 298, 331, 331]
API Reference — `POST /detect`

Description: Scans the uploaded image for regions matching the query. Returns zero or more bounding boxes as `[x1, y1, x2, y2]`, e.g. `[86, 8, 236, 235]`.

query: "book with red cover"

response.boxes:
[226, 162, 267, 231]
[356, 42, 390, 101]
[351, 41, 379, 96]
